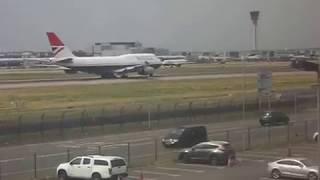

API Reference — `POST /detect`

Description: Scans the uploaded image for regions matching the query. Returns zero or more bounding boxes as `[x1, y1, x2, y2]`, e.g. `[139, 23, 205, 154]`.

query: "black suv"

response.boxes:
[178, 141, 236, 165]
[259, 111, 289, 126]
[162, 126, 208, 148]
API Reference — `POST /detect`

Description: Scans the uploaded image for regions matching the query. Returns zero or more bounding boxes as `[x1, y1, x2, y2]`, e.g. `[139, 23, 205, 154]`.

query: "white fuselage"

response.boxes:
[58, 54, 161, 67]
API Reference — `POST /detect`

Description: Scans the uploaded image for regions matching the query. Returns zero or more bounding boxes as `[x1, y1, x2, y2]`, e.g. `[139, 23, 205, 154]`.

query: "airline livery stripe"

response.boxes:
[53, 47, 64, 56]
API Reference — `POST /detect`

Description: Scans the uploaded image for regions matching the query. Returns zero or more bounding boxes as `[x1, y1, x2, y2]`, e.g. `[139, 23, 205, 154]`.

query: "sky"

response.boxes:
[0, 0, 319, 52]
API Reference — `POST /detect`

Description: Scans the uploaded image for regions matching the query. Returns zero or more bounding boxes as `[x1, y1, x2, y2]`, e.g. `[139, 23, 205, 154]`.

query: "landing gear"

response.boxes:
[101, 73, 116, 79]
[120, 74, 128, 78]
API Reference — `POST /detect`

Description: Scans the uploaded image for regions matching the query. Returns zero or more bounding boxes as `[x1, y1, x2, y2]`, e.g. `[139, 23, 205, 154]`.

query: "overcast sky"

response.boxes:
[0, 0, 319, 52]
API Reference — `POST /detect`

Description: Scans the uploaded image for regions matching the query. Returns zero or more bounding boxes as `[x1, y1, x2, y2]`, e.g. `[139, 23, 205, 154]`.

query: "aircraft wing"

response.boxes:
[162, 59, 193, 66]
[113, 64, 144, 74]
[27, 64, 69, 69]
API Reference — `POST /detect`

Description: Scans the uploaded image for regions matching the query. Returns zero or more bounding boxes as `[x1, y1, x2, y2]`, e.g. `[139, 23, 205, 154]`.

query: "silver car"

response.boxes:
[268, 158, 318, 180]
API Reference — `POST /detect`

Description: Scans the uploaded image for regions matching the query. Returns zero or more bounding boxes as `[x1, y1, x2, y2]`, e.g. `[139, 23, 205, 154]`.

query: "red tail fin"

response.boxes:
[46, 32, 64, 46]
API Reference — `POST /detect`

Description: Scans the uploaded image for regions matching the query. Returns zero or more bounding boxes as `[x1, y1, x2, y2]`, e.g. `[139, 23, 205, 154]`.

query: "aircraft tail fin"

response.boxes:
[46, 32, 75, 59]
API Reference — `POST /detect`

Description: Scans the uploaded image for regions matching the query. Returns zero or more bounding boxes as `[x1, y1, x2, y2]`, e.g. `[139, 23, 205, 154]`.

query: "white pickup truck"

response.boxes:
[56, 155, 128, 180]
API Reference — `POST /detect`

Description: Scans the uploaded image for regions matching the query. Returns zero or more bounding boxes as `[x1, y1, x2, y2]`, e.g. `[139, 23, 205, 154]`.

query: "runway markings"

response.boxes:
[237, 152, 284, 160]
[38, 152, 66, 158]
[155, 166, 205, 173]
[128, 175, 157, 180]
[2, 167, 56, 176]
[133, 170, 181, 177]
[176, 163, 225, 170]
[0, 157, 25, 163]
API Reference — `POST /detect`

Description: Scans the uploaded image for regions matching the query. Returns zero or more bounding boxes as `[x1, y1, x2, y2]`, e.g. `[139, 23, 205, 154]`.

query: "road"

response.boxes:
[0, 71, 313, 89]
[126, 142, 318, 180]
[0, 109, 317, 180]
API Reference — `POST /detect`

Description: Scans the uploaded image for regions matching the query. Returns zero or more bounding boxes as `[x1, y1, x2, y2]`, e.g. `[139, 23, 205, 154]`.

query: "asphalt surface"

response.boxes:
[126, 142, 319, 180]
[0, 109, 318, 180]
[0, 71, 314, 89]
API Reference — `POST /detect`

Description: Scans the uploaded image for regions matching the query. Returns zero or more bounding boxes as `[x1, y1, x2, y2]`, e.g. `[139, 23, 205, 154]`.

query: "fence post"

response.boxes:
[304, 121, 308, 141]
[60, 112, 65, 137]
[127, 142, 130, 167]
[67, 149, 70, 162]
[33, 153, 37, 179]
[17, 115, 22, 140]
[157, 104, 161, 124]
[174, 103, 178, 122]
[0, 162, 2, 180]
[120, 106, 125, 128]
[267, 126, 271, 145]
[40, 113, 45, 137]
[154, 138, 158, 161]
[81, 109, 86, 133]
[287, 123, 292, 157]
[147, 107, 151, 129]
[98, 146, 102, 155]
[189, 102, 193, 122]
[226, 130, 230, 142]
[294, 93, 297, 121]
[247, 127, 251, 150]
[100, 108, 105, 132]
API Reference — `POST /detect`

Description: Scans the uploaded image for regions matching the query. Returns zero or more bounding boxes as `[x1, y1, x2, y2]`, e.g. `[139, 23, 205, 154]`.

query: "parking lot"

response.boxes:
[126, 141, 318, 180]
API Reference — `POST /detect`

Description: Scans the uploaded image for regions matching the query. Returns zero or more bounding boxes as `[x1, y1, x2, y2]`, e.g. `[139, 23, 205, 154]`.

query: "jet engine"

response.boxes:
[64, 69, 78, 74]
[137, 66, 155, 76]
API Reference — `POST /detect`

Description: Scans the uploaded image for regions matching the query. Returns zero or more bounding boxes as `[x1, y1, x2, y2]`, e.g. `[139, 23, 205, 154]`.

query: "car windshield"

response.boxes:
[300, 159, 314, 167]
[166, 128, 184, 139]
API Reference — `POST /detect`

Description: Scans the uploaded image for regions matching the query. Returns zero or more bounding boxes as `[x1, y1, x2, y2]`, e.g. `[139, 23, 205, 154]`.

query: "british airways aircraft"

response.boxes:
[46, 32, 162, 78]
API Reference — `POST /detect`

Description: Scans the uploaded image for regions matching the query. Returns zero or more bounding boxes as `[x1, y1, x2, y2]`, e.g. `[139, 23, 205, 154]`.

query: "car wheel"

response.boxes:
[182, 154, 190, 164]
[57, 170, 68, 180]
[209, 156, 217, 166]
[92, 173, 102, 180]
[308, 172, 318, 180]
[271, 169, 281, 179]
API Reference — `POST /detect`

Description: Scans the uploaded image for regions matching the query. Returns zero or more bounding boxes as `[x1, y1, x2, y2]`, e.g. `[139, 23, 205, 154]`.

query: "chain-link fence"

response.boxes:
[0, 88, 317, 145]
[0, 118, 317, 180]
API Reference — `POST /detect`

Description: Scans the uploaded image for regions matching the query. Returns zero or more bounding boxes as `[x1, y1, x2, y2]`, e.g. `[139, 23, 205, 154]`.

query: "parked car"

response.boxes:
[177, 141, 236, 166]
[56, 155, 128, 180]
[162, 126, 208, 148]
[268, 158, 318, 180]
[259, 111, 289, 126]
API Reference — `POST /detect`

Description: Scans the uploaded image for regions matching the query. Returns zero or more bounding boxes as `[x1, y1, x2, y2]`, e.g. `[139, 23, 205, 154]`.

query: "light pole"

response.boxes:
[317, 56, 320, 180]
[312, 57, 320, 180]
[242, 58, 247, 122]
[250, 11, 260, 50]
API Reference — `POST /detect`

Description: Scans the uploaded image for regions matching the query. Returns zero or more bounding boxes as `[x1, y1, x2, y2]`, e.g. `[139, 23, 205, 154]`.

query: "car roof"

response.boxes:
[177, 125, 205, 129]
[276, 157, 307, 162]
[83, 155, 125, 161]
[199, 141, 229, 146]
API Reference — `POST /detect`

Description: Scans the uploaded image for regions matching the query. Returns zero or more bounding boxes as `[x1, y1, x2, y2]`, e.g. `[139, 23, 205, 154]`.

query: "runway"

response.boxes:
[0, 71, 313, 89]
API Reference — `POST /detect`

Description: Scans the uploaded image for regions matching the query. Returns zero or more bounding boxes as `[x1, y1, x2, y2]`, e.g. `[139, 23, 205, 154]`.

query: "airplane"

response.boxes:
[46, 32, 163, 78]
[289, 54, 316, 60]
[157, 56, 191, 67]
[242, 54, 263, 61]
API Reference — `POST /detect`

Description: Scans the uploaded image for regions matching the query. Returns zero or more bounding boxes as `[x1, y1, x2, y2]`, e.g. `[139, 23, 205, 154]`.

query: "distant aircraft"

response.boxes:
[46, 32, 162, 78]
[244, 54, 263, 60]
[289, 54, 315, 60]
[0, 57, 54, 67]
[157, 56, 191, 67]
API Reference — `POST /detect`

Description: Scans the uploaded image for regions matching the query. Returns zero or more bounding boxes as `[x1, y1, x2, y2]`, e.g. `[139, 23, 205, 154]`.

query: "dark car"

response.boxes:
[162, 126, 208, 148]
[259, 111, 289, 126]
[178, 141, 236, 166]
